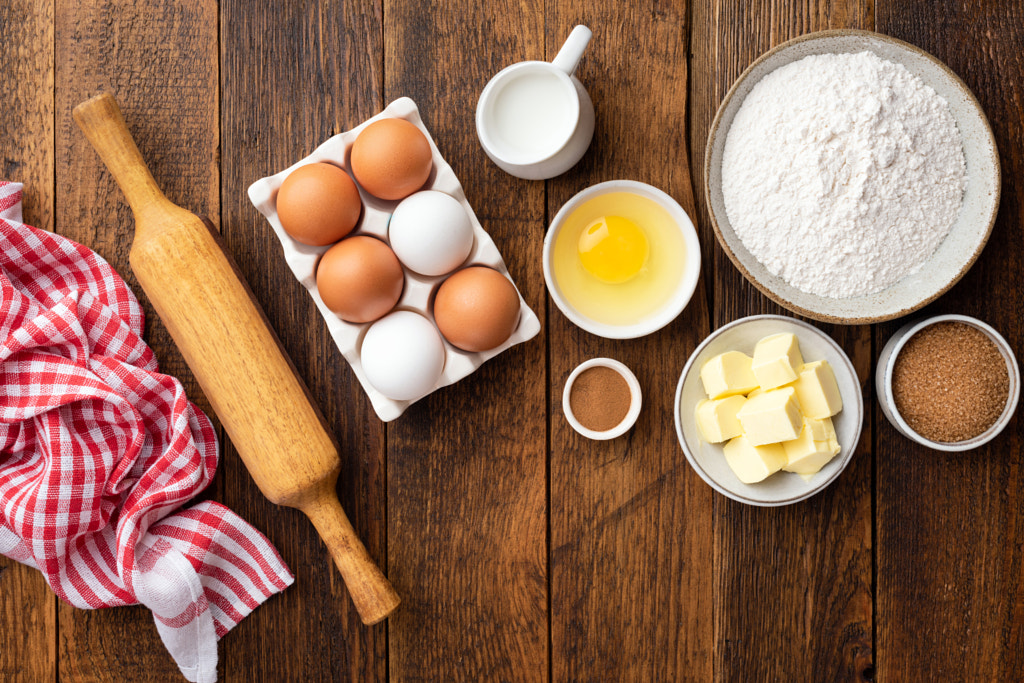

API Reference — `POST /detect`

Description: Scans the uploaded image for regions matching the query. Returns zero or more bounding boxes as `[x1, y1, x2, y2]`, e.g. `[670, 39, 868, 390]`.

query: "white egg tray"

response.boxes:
[248, 97, 541, 422]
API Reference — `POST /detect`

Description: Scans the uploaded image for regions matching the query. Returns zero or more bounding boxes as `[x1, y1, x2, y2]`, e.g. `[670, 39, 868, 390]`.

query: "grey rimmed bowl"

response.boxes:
[674, 315, 864, 506]
[704, 29, 1000, 324]
[876, 314, 1020, 451]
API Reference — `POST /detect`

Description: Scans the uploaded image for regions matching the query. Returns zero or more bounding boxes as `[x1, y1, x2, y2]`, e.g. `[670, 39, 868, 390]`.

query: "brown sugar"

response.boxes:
[569, 366, 632, 432]
[891, 322, 1009, 443]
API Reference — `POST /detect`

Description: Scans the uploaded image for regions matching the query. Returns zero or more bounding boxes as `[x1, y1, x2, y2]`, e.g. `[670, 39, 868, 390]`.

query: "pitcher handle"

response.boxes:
[551, 25, 593, 75]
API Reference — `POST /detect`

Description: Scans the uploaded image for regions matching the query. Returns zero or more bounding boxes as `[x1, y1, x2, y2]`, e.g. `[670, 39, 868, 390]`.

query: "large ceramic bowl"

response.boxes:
[704, 29, 1000, 324]
[674, 315, 864, 506]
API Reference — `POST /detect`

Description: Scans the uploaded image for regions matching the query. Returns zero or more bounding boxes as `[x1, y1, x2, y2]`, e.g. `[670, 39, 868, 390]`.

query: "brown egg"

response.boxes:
[350, 118, 433, 201]
[316, 236, 404, 323]
[433, 266, 520, 352]
[276, 163, 362, 246]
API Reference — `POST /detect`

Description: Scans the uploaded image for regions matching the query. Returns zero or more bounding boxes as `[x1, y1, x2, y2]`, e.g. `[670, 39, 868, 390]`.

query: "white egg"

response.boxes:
[360, 310, 446, 400]
[388, 190, 474, 276]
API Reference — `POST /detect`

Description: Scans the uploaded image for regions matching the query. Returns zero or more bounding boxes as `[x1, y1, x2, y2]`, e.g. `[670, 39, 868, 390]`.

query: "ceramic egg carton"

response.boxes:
[248, 97, 541, 422]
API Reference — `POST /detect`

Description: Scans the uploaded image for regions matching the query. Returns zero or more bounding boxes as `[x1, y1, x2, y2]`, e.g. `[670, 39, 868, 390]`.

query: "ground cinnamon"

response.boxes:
[892, 321, 1009, 443]
[569, 366, 632, 432]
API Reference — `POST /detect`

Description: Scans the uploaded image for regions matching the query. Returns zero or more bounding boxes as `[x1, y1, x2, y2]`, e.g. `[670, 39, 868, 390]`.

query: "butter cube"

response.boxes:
[782, 417, 841, 474]
[736, 386, 803, 446]
[751, 333, 804, 390]
[804, 415, 833, 441]
[746, 387, 764, 399]
[792, 360, 843, 419]
[700, 351, 759, 399]
[694, 396, 747, 443]
[723, 435, 787, 483]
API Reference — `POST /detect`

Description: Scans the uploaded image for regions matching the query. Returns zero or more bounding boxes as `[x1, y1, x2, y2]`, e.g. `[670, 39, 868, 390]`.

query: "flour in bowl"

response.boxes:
[721, 51, 967, 299]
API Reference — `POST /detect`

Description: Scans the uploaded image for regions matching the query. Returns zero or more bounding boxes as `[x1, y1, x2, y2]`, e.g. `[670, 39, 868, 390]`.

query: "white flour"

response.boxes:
[722, 51, 967, 299]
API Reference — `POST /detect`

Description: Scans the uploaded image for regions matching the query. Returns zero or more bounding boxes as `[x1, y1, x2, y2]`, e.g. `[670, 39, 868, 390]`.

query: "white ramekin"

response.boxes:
[562, 358, 642, 440]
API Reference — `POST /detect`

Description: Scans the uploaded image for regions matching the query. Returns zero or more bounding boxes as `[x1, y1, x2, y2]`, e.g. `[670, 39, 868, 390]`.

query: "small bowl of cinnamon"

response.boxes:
[562, 358, 642, 440]
[877, 314, 1020, 451]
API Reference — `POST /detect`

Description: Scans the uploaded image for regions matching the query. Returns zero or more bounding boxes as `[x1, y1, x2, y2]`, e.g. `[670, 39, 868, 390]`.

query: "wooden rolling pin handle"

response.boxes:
[72, 93, 172, 217]
[302, 485, 401, 625]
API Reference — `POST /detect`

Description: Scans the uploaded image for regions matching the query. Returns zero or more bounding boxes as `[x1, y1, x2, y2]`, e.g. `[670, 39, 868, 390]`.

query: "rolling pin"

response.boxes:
[73, 93, 399, 625]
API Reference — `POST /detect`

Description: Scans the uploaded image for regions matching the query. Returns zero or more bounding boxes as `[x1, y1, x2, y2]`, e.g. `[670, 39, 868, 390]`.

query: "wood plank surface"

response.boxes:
[0, 1, 56, 680]
[546, 4, 715, 681]
[53, 0, 220, 680]
[383, 2, 550, 680]
[689, 1, 875, 681]
[3, 2, 1024, 681]
[219, 1, 387, 681]
[875, 2, 1024, 680]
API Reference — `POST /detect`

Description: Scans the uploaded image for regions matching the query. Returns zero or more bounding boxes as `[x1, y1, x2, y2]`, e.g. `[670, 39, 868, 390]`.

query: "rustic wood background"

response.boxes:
[2, 0, 1021, 680]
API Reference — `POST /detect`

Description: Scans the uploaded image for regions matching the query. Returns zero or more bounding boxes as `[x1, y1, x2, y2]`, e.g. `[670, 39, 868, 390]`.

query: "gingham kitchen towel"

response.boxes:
[0, 181, 293, 683]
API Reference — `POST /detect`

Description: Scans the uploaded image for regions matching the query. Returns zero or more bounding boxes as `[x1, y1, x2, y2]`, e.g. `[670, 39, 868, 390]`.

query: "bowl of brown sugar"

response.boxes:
[562, 358, 642, 440]
[877, 315, 1020, 451]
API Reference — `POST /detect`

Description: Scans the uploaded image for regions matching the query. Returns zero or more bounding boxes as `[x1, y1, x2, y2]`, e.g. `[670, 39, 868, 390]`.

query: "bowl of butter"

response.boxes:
[674, 314, 864, 506]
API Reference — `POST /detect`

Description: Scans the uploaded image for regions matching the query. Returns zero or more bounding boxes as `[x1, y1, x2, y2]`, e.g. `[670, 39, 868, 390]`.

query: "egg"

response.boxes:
[388, 191, 475, 276]
[577, 215, 650, 284]
[551, 190, 688, 326]
[276, 162, 362, 246]
[360, 311, 446, 400]
[433, 266, 520, 352]
[316, 236, 404, 323]
[350, 118, 433, 200]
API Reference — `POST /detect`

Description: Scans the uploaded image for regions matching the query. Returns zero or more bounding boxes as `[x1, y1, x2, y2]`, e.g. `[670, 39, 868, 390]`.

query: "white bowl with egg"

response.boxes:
[704, 29, 1000, 324]
[674, 315, 864, 506]
[543, 180, 701, 339]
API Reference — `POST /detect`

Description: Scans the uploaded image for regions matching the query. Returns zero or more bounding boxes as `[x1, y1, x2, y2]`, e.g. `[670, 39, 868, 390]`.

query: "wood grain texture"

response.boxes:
[0, 558, 56, 682]
[0, 0, 54, 232]
[53, 0, 220, 680]
[0, 2, 56, 681]
[875, 2, 1024, 680]
[7, 2, 1024, 680]
[547, 4, 715, 681]
[689, 1, 874, 681]
[384, 2, 549, 681]
[219, 0, 389, 678]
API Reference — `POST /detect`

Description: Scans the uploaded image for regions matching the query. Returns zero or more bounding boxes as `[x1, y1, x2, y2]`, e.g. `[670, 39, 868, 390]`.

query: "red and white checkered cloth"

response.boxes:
[0, 181, 293, 682]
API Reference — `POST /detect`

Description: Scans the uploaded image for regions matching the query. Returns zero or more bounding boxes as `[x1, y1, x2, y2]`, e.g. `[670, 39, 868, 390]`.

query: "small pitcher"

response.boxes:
[476, 25, 595, 180]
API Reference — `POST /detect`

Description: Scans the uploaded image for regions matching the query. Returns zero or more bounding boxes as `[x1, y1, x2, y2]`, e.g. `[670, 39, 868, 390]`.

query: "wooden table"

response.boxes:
[2, 1, 1021, 681]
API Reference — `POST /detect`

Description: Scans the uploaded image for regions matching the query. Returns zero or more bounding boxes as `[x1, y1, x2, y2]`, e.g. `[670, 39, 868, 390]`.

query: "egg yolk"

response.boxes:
[577, 216, 649, 284]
